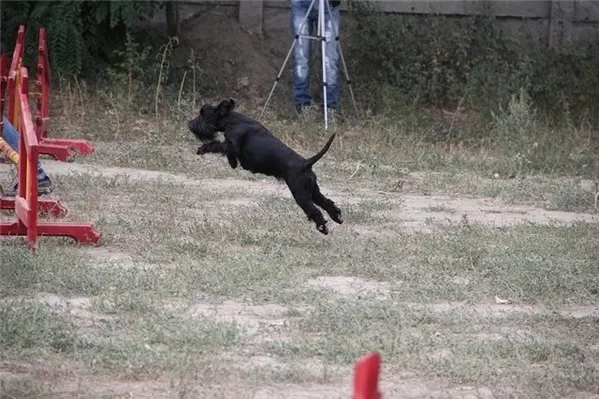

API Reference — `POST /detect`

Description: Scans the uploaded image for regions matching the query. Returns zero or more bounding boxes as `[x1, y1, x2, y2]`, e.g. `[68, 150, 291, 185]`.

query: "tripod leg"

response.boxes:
[261, 0, 317, 118]
[324, 0, 358, 116]
[261, 39, 299, 119]
[319, 0, 328, 131]
[322, 2, 342, 113]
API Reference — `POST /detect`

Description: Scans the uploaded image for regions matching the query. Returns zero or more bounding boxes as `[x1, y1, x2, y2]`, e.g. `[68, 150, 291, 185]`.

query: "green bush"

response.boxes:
[1, 0, 163, 76]
[346, 0, 599, 125]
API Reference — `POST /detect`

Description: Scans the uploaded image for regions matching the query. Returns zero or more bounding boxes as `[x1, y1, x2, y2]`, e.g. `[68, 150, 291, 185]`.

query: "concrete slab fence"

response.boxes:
[180, 0, 599, 49]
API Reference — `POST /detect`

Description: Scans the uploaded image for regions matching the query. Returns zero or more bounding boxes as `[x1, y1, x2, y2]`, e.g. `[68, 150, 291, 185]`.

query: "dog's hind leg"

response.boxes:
[312, 183, 343, 225]
[287, 179, 329, 235]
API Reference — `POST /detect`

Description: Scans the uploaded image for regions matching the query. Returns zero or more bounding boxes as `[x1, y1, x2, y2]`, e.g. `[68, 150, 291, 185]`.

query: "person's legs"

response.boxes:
[2, 116, 52, 196]
[290, 0, 316, 112]
[323, 3, 341, 111]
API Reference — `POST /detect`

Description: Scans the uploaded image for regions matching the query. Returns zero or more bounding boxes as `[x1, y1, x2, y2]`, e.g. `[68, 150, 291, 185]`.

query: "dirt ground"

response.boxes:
[2, 153, 598, 398]
[2, 5, 599, 399]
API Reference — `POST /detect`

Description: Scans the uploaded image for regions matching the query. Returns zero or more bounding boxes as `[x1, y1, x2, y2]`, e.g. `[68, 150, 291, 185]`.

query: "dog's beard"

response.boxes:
[189, 118, 218, 142]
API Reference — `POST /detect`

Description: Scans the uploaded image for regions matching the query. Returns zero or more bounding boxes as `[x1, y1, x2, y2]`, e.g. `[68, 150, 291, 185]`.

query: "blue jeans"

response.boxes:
[290, 0, 341, 111]
[2, 116, 48, 180]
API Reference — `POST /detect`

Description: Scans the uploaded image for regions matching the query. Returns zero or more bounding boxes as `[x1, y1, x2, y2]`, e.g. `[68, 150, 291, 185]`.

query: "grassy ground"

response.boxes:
[1, 66, 599, 398]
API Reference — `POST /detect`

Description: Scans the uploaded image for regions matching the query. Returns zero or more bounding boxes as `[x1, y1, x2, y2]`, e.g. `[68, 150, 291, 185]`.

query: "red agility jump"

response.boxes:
[0, 27, 101, 251]
[0, 46, 67, 218]
[3, 25, 94, 162]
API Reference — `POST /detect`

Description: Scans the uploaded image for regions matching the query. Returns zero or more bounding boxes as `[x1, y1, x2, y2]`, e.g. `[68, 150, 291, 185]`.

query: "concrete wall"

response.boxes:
[169, 1, 599, 51]
[223, 0, 599, 49]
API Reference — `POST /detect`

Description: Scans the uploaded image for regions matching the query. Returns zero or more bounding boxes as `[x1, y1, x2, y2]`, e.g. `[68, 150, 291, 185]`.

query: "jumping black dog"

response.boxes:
[188, 99, 343, 235]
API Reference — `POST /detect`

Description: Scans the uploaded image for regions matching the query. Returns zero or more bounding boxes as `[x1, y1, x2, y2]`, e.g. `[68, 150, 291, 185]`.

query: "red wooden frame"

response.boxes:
[0, 63, 101, 251]
[0, 32, 68, 218]
[34, 27, 95, 161]
[0, 52, 8, 164]
[1, 53, 7, 129]
[6, 26, 25, 127]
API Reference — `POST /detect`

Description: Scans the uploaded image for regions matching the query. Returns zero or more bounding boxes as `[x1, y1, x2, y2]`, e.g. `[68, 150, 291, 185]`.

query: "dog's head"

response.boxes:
[188, 99, 236, 142]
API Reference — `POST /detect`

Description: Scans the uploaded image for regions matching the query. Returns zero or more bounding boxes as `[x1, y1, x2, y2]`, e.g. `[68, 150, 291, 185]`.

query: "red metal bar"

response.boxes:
[42, 28, 51, 128]
[353, 352, 382, 399]
[0, 53, 7, 164]
[40, 139, 93, 156]
[0, 221, 101, 244]
[25, 69, 39, 245]
[20, 69, 38, 154]
[14, 196, 30, 228]
[39, 28, 50, 139]
[14, 68, 36, 247]
[7, 25, 25, 125]
[15, 69, 28, 208]
[36, 142, 73, 162]
[34, 27, 95, 160]
[0, 197, 68, 218]
[35, 28, 48, 141]
[0, 53, 7, 116]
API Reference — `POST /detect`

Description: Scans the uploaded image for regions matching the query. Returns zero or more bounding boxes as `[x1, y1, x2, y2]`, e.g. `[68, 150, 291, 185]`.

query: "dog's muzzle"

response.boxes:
[188, 118, 216, 142]
[187, 119, 196, 134]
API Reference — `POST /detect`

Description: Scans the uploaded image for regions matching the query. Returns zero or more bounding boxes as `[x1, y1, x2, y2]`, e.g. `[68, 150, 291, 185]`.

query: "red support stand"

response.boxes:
[36, 142, 74, 162]
[6, 26, 25, 126]
[1, 27, 66, 220]
[1, 220, 101, 245]
[0, 51, 8, 165]
[353, 352, 382, 399]
[0, 197, 68, 218]
[0, 63, 101, 251]
[33, 27, 94, 161]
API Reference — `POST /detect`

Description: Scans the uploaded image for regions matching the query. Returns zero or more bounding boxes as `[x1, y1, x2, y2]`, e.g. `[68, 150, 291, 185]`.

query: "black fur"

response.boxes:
[188, 99, 343, 235]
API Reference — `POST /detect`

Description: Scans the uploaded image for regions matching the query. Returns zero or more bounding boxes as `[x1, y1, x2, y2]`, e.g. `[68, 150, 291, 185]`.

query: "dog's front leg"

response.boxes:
[197, 140, 227, 156]
[225, 138, 239, 169]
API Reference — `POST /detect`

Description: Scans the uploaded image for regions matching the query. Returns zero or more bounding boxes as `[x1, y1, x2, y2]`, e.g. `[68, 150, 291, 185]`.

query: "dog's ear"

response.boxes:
[199, 104, 210, 117]
[217, 99, 235, 116]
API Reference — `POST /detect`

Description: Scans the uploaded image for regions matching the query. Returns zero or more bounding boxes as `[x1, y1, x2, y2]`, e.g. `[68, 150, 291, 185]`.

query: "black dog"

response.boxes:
[188, 99, 343, 235]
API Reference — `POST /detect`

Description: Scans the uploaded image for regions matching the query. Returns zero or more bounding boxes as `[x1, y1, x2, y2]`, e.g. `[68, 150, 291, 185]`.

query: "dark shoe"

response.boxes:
[38, 176, 53, 195]
[3, 176, 53, 197]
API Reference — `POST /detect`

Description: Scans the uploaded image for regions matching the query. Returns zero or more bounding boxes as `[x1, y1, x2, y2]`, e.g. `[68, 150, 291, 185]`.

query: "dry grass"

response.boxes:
[1, 64, 599, 398]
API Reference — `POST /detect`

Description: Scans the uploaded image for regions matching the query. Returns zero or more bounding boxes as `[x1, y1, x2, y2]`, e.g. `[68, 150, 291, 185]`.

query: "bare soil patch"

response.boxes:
[307, 276, 391, 300]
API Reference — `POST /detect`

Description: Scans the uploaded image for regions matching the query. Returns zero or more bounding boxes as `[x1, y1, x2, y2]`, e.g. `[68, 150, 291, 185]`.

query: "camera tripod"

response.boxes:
[260, 0, 358, 131]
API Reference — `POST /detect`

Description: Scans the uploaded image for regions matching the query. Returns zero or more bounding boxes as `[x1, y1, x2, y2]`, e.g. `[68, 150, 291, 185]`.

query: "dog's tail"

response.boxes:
[305, 133, 336, 168]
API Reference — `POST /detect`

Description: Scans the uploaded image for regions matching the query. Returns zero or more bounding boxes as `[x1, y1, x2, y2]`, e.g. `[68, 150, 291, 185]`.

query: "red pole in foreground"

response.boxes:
[353, 352, 382, 399]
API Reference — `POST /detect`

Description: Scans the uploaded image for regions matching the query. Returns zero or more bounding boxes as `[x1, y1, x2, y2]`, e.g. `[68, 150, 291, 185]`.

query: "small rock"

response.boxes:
[237, 76, 250, 90]
[495, 296, 511, 305]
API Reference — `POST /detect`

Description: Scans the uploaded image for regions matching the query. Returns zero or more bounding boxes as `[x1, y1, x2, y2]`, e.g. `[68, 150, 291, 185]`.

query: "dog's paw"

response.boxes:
[227, 155, 238, 169]
[332, 212, 343, 224]
[196, 146, 206, 155]
[317, 223, 329, 235]
[328, 208, 343, 224]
